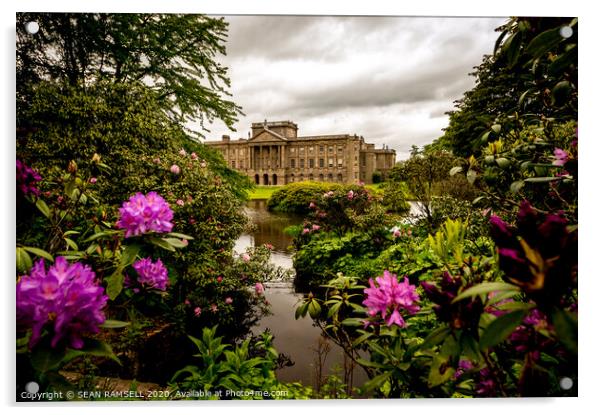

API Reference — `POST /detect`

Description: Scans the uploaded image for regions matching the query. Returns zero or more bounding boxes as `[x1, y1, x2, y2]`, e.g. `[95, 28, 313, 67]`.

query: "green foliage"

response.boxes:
[267, 181, 345, 214]
[17, 13, 242, 132]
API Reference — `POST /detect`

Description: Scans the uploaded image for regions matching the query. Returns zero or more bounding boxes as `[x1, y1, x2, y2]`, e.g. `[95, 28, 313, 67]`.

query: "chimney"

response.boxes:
[222, 134, 230, 142]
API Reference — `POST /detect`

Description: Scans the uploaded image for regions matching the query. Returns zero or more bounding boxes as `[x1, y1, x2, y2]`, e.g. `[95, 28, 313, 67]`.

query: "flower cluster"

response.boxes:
[508, 308, 553, 361]
[489, 200, 577, 306]
[16, 257, 108, 349]
[116, 192, 174, 238]
[132, 258, 169, 291]
[16, 159, 42, 197]
[363, 270, 420, 327]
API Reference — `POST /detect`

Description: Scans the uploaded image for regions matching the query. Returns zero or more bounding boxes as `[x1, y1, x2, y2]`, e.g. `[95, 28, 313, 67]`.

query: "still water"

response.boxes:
[234, 199, 367, 389]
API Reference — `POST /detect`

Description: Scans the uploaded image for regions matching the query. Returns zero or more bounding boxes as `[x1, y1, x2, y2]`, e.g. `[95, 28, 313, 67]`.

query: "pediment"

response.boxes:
[249, 129, 287, 144]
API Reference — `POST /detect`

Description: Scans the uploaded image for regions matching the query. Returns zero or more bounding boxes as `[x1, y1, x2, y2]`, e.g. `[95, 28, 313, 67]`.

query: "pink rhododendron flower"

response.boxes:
[225, 297, 233, 304]
[194, 307, 202, 317]
[184, 298, 191, 305]
[302, 228, 310, 235]
[363, 270, 420, 327]
[132, 258, 169, 291]
[116, 192, 174, 238]
[89, 177, 97, 184]
[264, 243, 274, 250]
[347, 190, 354, 200]
[309, 202, 316, 209]
[170, 164, 181, 174]
[553, 148, 569, 166]
[312, 224, 321, 231]
[200, 160, 207, 168]
[217, 276, 223, 283]
[241, 253, 251, 262]
[191, 152, 198, 160]
[178, 148, 187, 156]
[16, 159, 42, 197]
[255, 282, 265, 295]
[210, 304, 218, 313]
[176, 199, 184, 206]
[16, 257, 108, 349]
[323, 191, 334, 198]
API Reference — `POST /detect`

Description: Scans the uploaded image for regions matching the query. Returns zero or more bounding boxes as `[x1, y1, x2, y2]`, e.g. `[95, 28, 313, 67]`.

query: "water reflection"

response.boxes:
[235, 200, 368, 391]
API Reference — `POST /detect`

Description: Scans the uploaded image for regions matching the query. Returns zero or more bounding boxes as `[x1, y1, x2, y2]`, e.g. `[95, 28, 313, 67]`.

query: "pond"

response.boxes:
[234, 199, 368, 390]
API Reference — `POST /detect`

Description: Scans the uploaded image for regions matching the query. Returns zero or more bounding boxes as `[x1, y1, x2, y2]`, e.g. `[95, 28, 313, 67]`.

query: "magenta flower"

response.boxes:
[194, 307, 202, 317]
[132, 258, 169, 291]
[225, 297, 233, 304]
[89, 177, 97, 184]
[217, 276, 223, 283]
[363, 270, 420, 327]
[16, 257, 108, 349]
[16, 159, 42, 197]
[241, 253, 251, 262]
[309, 202, 316, 209]
[116, 192, 174, 238]
[553, 148, 569, 166]
[264, 243, 274, 250]
[347, 190, 355, 200]
[255, 282, 265, 295]
[210, 304, 218, 313]
[312, 224, 321, 231]
[170, 164, 181, 174]
[176, 199, 184, 206]
[391, 227, 401, 238]
[184, 298, 191, 305]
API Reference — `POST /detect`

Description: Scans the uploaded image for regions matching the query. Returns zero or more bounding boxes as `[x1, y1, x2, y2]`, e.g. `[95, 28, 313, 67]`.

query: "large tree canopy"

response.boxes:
[435, 17, 577, 158]
[17, 13, 243, 134]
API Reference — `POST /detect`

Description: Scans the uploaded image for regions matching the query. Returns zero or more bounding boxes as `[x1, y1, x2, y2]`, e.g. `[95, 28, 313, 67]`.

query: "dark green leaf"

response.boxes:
[100, 320, 130, 329]
[525, 27, 564, 59]
[551, 308, 577, 355]
[420, 326, 451, 350]
[106, 269, 125, 300]
[510, 180, 525, 193]
[452, 281, 519, 303]
[16, 247, 33, 274]
[119, 244, 140, 267]
[36, 199, 51, 218]
[479, 309, 528, 350]
[22, 247, 54, 262]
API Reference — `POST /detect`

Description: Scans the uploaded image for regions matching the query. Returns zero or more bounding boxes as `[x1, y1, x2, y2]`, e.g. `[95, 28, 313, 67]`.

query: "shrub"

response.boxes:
[267, 181, 344, 214]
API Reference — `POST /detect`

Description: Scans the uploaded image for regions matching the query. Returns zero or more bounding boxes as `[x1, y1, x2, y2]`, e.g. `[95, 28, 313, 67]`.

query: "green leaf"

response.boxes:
[549, 45, 577, 76]
[119, 244, 140, 267]
[449, 166, 463, 177]
[36, 199, 51, 218]
[466, 169, 477, 185]
[479, 309, 528, 350]
[428, 354, 455, 387]
[106, 269, 125, 300]
[30, 341, 66, 373]
[491, 124, 501, 134]
[502, 32, 521, 66]
[518, 89, 532, 109]
[100, 320, 130, 329]
[63, 338, 120, 365]
[16, 247, 33, 274]
[308, 299, 322, 319]
[551, 308, 577, 355]
[341, 317, 365, 327]
[525, 27, 564, 59]
[551, 80, 573, 106]
[163, 238, 189, 248]
[148, 237, 176, 251]
[64, 238, 78, 251]
[420, 325, 451, 350]
[352, 331, 374, 347]
[166, 232, 194, 240]
[362, 371, 392, 392]
[22, 246, 54, 262]
[524, 176, 563, 183]
[510, 180, 525, 193]
[495, 157, 511, 169]
[452, 281, 519, 303]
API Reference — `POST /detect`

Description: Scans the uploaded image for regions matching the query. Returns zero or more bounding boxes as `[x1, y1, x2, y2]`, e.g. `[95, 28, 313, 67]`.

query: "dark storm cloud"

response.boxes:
[201, 15, 507, 160]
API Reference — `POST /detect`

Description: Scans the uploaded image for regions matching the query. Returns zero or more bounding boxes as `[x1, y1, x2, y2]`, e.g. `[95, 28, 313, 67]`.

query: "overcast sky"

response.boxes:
[203, 15, 507, 160]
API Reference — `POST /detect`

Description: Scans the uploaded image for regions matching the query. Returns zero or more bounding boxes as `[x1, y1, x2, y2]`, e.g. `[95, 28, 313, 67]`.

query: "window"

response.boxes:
[290, 159, 296, 168]
[328, 173, 333, 181]
[291, 147, 296, 153]
[231, 160, 236, 168]
[328, 158, 334, 168]
[239, 160, 244, 169]
[338, 146, 343, 153]
[337, 173, 343, 182]
[290, 174, 295, 183]
[239, 149, 245, 156]
[309, 146, 314, 153]
[309, 159, 315, 168]
[300, 147, 305, 155]
[319, 174, 324, 181]
[337, 158, 343, 168]
[319, 145, 324, 153]
[328, 146, 333, 153]
[300, 158, 305, 168]
[319, 158, 324, 168]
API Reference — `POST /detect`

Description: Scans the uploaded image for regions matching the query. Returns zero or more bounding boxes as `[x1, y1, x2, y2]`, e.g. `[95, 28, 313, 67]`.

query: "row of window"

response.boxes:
[288, 172, 359, 183]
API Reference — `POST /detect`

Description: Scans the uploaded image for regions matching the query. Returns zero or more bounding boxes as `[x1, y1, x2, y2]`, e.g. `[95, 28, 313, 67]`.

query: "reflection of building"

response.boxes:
[206, 120, 396, 185]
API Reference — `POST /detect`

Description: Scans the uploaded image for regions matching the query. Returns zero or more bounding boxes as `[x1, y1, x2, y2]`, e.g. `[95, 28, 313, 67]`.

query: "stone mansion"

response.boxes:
[206, 120, 396, 185]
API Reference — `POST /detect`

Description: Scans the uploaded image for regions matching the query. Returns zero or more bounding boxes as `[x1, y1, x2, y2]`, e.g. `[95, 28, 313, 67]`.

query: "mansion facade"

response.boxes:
[206, 120, 396, 185]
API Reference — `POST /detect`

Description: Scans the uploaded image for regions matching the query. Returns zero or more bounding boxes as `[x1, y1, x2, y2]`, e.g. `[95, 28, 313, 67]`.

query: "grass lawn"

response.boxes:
[247, 185, 283, 200]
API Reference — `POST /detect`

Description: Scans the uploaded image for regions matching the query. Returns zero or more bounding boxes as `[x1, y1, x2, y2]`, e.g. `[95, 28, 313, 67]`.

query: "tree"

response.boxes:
[16, 13, 243, 135]
[436, 17, 577, 158]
